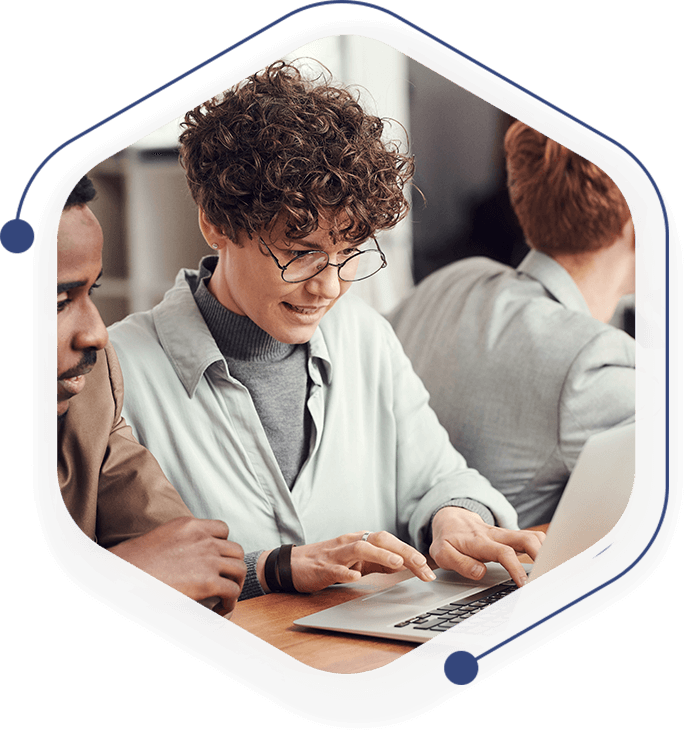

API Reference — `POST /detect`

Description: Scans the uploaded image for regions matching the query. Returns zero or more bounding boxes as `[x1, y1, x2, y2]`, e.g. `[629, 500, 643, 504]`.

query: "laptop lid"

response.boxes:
[528, 422, 635, 580]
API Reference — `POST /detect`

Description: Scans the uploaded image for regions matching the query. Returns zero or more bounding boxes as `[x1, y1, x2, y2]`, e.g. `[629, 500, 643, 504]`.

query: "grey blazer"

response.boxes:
[388, 250, 635, 528]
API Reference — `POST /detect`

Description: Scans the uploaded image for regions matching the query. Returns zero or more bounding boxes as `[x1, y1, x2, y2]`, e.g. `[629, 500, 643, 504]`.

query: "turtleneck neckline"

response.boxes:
[193, 264, 295, 362]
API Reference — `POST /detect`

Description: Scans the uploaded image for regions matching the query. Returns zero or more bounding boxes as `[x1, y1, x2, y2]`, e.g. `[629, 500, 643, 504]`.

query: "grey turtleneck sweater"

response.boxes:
[194, 276, 311, 490]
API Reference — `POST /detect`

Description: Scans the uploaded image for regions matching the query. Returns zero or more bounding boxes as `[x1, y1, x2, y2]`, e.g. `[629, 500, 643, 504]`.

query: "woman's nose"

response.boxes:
[304, 263, 342, 300]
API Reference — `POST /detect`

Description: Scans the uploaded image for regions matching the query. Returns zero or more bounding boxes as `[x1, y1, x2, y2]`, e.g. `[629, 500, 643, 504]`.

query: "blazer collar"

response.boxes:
[517, 249, 591, 315]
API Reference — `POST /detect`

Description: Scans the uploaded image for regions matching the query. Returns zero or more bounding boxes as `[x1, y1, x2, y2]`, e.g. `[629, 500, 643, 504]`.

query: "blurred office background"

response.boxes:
[87, 35, 633, 335]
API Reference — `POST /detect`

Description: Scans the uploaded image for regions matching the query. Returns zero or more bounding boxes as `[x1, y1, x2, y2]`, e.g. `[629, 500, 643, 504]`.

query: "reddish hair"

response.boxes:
[504, 121, 631, 255]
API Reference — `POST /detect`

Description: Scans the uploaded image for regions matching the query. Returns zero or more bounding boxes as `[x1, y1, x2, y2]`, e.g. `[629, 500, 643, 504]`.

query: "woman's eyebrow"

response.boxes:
[278, 240, 323, 252]
[289, 236, 363, 250]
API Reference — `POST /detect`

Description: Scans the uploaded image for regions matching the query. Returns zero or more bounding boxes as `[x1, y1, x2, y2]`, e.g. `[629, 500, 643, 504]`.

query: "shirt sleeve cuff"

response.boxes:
[239, 550, 267, 600]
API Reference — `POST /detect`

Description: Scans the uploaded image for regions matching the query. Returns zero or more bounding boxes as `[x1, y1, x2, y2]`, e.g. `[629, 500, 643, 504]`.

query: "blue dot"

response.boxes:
[444, 651, 479, 685]
[1, 219, 34, 253]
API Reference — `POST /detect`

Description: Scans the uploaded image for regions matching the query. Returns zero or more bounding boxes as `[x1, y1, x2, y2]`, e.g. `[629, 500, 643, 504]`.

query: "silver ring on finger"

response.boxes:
[361, 531, 372, 542]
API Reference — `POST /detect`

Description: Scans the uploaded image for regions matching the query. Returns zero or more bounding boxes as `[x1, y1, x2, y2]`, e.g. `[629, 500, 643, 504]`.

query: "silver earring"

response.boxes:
[211, 243, 219, 250]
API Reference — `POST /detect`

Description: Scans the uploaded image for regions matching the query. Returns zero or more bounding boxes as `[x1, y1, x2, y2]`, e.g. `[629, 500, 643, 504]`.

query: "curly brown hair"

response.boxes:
[179, 60, 415, 244]
[505, 121, 631, 255]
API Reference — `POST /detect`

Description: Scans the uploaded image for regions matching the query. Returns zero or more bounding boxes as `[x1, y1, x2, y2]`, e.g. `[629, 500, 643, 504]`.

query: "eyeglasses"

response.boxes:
[259, 236, 387, 284]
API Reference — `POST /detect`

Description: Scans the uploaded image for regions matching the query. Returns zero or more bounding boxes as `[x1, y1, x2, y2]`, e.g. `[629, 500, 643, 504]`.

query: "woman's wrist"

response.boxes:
[256, 550, 271, 592]
[259, 545, 299, 593]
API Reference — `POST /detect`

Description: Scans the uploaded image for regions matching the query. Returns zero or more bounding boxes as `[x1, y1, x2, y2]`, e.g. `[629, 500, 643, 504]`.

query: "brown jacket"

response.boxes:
[58, 343, 191, 548]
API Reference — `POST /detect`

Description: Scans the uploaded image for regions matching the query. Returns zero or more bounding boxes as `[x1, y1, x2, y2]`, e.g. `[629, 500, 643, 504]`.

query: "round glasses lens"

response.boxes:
[281, 247, 385, 282]
[340, 249, 385, 282]
[284, 252, 329, 282]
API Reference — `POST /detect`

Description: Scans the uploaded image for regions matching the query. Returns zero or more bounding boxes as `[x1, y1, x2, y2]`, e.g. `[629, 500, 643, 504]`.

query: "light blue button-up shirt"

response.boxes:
[109, 266, 520, 558]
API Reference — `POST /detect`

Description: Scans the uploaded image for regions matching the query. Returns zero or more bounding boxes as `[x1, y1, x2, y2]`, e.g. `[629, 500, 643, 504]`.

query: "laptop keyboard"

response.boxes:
[393, 580, 519, 632]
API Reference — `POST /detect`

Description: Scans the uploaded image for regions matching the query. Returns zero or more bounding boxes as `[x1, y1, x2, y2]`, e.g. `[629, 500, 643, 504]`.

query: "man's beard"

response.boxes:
[58, 349, 97, 385]
[57, 349, 98, 420]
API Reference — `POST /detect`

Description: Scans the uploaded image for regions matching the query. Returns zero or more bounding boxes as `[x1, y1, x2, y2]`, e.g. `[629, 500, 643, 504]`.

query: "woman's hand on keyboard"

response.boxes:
[258, 531, 437, 593]
[429, 507, 545, 587]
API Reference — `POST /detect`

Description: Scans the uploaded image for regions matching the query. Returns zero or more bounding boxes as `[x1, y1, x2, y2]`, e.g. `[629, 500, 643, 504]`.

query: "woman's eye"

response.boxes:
[340, 248, 360, 260]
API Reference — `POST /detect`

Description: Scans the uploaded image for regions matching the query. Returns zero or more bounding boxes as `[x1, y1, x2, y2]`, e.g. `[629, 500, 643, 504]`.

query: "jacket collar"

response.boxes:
[516, 249, 591, 315]
[151, 265, 332, 398]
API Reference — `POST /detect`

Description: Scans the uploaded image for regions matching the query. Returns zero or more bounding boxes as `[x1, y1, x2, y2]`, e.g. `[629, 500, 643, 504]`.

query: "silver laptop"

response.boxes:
[294, 422, 635, 642]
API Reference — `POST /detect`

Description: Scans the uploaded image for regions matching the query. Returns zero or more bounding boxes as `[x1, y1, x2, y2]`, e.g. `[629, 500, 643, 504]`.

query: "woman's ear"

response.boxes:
[198, 208, 228, 250]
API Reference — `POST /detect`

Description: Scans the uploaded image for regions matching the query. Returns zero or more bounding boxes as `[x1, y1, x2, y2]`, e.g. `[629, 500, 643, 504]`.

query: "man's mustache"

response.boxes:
[58, 350, 97, 380]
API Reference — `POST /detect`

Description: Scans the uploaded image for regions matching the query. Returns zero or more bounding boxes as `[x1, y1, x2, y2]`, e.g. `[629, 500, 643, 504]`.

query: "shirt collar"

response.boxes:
[306, 319, 333, 386]
[516, 249, 591, 315]
[194, 259, 295, 362]
[152, 257, 334, 396]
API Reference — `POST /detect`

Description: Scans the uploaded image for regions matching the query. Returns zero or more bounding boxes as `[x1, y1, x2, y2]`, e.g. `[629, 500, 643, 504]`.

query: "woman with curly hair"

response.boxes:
[110, 62, 543, 600]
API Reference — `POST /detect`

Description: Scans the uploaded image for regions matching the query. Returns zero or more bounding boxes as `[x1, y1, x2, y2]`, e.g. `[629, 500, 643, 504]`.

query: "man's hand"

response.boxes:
[258, 530, 436, 594]
[429, 507, 545, 587]
[109, 517, 246, 615]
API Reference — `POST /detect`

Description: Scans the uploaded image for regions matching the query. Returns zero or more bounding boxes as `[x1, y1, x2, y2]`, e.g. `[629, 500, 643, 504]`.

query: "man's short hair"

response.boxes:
[64, 175, 96, 211]
[504, 121, 631, 255]
[178, 60, 415, 244]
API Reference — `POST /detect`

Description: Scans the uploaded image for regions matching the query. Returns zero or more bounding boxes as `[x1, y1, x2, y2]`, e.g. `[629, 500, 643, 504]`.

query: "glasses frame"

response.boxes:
[258, 236, 387, 284]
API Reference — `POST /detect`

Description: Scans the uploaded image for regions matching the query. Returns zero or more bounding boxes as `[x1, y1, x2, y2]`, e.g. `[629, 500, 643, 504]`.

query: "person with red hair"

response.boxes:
[389, 121, 635, 528]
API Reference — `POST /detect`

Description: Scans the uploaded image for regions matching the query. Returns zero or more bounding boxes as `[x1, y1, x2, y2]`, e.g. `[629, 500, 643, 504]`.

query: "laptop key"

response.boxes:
[413, 618, 450, 630]
[391, 579, 520, 630]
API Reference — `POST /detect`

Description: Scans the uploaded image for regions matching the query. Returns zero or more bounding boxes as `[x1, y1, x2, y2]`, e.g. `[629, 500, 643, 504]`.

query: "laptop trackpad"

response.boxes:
[360, 567, 510, 606]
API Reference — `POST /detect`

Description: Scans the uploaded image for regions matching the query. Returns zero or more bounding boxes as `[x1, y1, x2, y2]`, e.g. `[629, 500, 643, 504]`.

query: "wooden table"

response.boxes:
[228, 525, 549, 674]
[228, 569, 417, 673]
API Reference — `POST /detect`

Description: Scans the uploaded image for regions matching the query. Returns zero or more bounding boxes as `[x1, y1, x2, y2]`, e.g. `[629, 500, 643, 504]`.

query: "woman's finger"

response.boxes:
[345, 532, 436, 582]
